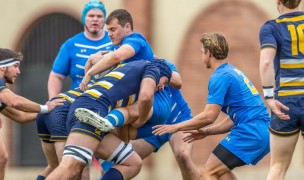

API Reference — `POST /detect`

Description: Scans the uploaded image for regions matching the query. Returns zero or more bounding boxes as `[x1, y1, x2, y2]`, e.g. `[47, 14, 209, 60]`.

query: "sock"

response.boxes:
[101, 168, 123, 180]
[101, 161, 115, 172]
[106, 109, 125, 127]
[36, 175, 45, 180]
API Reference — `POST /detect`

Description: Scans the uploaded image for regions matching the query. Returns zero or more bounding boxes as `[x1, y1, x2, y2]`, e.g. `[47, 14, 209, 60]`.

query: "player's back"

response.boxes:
[260, 11, 304, 97]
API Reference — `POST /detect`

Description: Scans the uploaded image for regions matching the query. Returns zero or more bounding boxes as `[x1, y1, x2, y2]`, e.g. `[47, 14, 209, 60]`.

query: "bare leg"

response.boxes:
[169, 132, 200, 180]
[131, 139, 155, 158]
[201, 153, 233, 180]
[0, 135, 8, 180]
[46, 133, 99, 180]
[267, 133, 299, 180]
[95, 133, 142, 180]
[38, 142, 59, 177]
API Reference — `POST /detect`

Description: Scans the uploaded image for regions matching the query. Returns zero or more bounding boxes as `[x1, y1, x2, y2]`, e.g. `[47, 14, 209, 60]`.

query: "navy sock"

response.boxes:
[101, 168, 123, 180]
[36, 175, 45, 180]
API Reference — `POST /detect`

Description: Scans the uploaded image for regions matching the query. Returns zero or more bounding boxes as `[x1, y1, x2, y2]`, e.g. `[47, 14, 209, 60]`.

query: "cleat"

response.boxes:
[75, 108, 114, 132]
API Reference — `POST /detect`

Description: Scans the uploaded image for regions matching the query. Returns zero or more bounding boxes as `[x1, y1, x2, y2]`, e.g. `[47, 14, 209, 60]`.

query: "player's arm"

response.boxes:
[169, 71, 182, 89]
[136, 77, 156, 127]
[0, 88, 64, 113]
[153, 104, 221, 135]
[48, 72, 65, 99]
[259, 47, 276, 90]
[81, 45, 135, 91]
[1, 107, 37, 124]
[199, 115, 234, 135]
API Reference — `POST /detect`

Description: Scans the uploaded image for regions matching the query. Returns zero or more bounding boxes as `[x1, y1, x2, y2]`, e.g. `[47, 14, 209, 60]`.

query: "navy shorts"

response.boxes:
[36, 100, 71, 142]
[269, 97, 304, 136]
[66, 96, 107, 142]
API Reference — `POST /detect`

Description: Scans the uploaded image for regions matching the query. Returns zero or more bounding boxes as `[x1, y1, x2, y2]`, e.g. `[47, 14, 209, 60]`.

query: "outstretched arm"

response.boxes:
[1, 107, 37, 124]
[183, 116, 234, 143]
[0, 88, 64, 113]
[153, 104, 221, 135]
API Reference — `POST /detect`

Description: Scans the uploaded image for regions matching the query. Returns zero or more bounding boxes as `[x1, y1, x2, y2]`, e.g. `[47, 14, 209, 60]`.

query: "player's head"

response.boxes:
[82, 0, 106, 35]
[106, 9, 133, 45]
[152, 59, 172, 90]
[82, 0, 106, 24]
[279, 0, 301, 9]
[200, 32, 228, 60]
[0, 48, 22, 84]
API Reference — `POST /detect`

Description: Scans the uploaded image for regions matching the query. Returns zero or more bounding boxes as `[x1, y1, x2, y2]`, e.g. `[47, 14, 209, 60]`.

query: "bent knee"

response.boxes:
[0, 152, 8, 167]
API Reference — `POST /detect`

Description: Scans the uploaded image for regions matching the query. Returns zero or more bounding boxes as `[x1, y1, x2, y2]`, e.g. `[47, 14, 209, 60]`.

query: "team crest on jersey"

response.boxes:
[94, 128, 101, 135]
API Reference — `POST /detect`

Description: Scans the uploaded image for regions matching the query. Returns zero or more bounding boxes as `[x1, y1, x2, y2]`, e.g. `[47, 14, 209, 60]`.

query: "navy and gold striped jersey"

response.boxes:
[53, 88, 83, 103]
[259, 11, 304, 97]
[81, 60, 160, 110]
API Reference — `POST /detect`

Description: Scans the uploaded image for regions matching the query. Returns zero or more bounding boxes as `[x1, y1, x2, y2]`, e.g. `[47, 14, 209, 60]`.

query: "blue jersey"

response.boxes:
[120, 32, 154, 63]
[207, 63, 269, 125]
[51, 31, 112, 89]
[259, 11, 304, 97]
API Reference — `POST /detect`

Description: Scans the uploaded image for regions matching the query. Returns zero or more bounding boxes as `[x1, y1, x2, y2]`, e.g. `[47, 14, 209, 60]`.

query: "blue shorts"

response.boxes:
[66, 96, 107, 142]
[36, 100, 71, 142]
[143, 114, 192, 151]
[220, 120, 270, 165]
[269, 97, 304, 136]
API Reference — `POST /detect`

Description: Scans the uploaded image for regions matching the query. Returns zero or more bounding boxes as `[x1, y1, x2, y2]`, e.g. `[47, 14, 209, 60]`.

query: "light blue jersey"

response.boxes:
[209, 62, 270, 165]
[120, 32, 154, 63]
[208, 62, 269, 125]
[51, 32, 112, 89]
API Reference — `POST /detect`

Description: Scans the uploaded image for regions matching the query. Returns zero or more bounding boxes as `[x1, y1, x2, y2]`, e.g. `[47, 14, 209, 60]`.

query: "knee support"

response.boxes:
[107, 142, 134, 164]
[63, 145, 93, 165]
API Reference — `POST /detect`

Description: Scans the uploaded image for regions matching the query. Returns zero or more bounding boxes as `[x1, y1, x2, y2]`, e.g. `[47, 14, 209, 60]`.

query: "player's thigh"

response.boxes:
[269, 133, 298, 164]
[131, 139, 155, 159]
[169, 131, 192, 156]
[203, 153, 231, 177]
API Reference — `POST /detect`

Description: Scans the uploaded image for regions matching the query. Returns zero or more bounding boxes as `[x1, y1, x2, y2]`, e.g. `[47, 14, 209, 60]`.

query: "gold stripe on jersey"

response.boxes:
[93, 81, 113, 90]
[127, 94, 136, 106]
[115, 99, 123, 108]
[280, 58, 304, 68]
[278, 89, 304, 96]
[112, 63, 126, 70]
[105, 71, 125, 79]
[280, 77, 304, 87]
[84, 89, 102, 98]
[57, 93, 75, 103]
[276, 15, 304, 23]
[67, 90, 82, 96]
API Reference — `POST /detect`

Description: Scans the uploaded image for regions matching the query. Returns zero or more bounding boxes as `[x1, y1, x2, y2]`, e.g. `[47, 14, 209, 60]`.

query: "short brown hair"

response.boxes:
[281, 0, 301, 9]
[200, 32, 229, 60]
[0, 48, 23, 62]
[106, 9, 133, 31]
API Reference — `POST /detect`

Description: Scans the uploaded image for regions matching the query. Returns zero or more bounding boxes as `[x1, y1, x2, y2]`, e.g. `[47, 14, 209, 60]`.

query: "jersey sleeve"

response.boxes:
[207, 73, 230, 106]
[122, 36, 144, 54]
[259, 21, 277, 49]
[51, 42, 71, 76]
[142, 63, 161, 85]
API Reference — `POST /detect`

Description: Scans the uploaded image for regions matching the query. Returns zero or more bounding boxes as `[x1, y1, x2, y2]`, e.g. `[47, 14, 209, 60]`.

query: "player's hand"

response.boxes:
[152, 124, 178, 135]
[80, 75, 92, 91]
[89, 51, 109, 65]
[183, 129, 208, 143]
[266, 99, 290, 120]
[45, 98, 66, 112]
